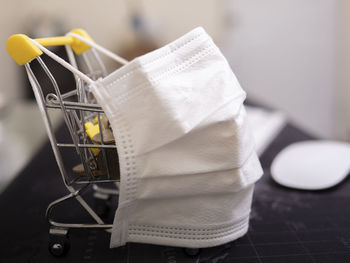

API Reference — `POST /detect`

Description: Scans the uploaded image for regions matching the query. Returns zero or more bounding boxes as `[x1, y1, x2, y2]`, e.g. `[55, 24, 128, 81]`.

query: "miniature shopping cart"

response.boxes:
[6, 29, 127, 257]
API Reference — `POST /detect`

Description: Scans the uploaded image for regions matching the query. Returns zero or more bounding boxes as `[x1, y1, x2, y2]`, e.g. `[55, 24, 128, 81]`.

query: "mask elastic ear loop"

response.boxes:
[67, 32, 128, 66]
[30, 39, 95, 85]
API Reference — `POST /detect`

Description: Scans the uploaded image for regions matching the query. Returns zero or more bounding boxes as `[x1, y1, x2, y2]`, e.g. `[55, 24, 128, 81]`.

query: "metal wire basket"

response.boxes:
[7, 29, 121, 257]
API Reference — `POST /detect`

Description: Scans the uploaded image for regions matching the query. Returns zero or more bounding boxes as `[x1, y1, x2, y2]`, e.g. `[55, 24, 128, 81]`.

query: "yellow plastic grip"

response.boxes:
[6, 29, 94, 65]
[6, 34, 43, 66]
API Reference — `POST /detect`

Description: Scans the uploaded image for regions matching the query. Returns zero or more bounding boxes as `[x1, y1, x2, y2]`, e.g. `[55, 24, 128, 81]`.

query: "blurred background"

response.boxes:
[0, 0, 349, 189]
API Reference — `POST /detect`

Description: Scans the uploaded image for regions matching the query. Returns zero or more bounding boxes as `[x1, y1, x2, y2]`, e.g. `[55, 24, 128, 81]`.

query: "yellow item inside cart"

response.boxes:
[84, 116, 115, 155]
[84, 121, 102, 155]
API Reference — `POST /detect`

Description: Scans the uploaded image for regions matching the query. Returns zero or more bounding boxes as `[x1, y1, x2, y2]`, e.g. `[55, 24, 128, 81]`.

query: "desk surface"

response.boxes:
[0, 123, 350, 263]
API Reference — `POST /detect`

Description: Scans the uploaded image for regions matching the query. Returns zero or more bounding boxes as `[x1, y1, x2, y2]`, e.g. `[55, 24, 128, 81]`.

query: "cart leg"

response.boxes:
[48, 227, 70, 257]
[93, 191, 110, 218]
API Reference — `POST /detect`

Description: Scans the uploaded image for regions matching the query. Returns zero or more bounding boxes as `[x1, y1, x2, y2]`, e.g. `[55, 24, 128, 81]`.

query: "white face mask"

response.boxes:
[32, 27, 263, 249]
[92, 27, 263, 248]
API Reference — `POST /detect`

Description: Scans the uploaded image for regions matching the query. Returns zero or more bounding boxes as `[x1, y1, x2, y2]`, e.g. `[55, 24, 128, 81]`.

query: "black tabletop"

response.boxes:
[1, 122, 350, 263]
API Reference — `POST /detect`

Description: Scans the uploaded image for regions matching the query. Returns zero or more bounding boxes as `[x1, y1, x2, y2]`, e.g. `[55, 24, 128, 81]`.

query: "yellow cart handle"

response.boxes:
[6, 29, 94, 65]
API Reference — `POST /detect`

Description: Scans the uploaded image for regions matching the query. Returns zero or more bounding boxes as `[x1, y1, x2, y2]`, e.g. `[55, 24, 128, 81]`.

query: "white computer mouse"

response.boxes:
[271, 141, 350, 190]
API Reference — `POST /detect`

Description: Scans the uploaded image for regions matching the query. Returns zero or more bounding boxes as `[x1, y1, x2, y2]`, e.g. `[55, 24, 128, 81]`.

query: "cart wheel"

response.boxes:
[48, 228, 70, 257]
[94, 192, 110, 217]
[183, 248, 201, 257]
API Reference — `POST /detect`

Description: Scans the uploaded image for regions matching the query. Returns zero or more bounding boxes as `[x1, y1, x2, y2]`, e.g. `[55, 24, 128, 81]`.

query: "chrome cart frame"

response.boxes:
[7, 29, 201, 258]
[24, 43, 119, 256]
